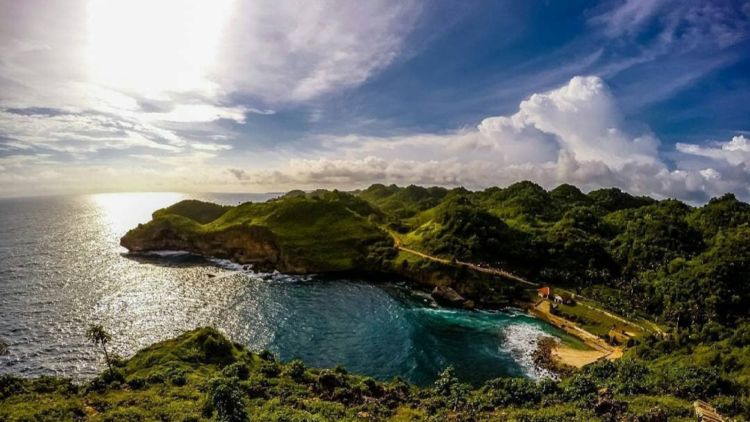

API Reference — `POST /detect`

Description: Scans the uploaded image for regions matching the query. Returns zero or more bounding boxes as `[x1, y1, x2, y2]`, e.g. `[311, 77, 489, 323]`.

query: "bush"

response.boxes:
[258, 349, 275, 361]
[0, 374, 25, 399]
[564, 374, 597, 402]
[481, 377, 542, 407]
[283, 359, 306, 381]
[659, 365, 725, 399]
[147, 371, 165, 384]
[205, 377, 249, 422]
[259, 360, 281, 378]
[433, 367, 469, 411]
[167, 368, 188, 386]
[127, 377, 146, 390]
[222, 362, 250, 380]
[318, 369, 343, 391]
[201, 333, 233, 362]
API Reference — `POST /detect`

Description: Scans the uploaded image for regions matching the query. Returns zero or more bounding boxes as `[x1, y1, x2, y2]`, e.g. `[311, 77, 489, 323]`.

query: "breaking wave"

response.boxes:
[502, 323, 559, 380]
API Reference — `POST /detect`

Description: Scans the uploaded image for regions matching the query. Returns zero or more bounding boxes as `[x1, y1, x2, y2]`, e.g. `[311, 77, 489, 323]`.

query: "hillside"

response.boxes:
[121, 191, 391, 273]
[0, 327, 707, 421]
[367, 182, 750, 329]
[111, 182, 750, 420]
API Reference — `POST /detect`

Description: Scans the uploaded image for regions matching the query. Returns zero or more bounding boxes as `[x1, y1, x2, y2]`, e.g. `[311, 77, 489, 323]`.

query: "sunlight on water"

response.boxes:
[0, 193, 570, 385]
[90, 192, 186, 237]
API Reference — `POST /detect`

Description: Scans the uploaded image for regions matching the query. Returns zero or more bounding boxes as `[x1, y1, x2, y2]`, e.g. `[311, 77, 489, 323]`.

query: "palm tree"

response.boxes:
[86, 324, 113, 372]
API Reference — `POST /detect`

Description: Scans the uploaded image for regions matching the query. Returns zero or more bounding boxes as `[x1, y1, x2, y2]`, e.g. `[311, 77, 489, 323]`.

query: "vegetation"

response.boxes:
[86, 325, 114, 373]
[0, 327, 723, 421]
[85, 181, 750, 419]
[121, 190, 391, 273]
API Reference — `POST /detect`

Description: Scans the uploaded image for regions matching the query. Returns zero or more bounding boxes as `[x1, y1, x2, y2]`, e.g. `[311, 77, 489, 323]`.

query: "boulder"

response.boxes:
[431, 286, 475, 309]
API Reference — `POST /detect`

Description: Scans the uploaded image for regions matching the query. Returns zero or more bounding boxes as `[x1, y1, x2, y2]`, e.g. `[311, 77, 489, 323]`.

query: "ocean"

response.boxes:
[0, 192, 570, 385]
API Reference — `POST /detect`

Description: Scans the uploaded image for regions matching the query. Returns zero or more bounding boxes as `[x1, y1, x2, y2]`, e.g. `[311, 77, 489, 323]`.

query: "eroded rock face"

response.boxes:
[431, 285, 475, 309]
[121, 223, 283, 270]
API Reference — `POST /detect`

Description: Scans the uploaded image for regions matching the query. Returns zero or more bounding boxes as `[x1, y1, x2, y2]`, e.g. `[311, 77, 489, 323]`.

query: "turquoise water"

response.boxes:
[0, 193, 569, 385]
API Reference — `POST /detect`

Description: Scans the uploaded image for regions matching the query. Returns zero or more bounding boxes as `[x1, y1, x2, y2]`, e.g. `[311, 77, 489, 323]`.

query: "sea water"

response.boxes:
[0, 192, 569, 385]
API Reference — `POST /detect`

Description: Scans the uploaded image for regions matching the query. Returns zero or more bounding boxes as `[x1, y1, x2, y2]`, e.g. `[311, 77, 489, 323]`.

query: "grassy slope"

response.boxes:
[123, 193, 389, 272]
[0, 328, 697, 422]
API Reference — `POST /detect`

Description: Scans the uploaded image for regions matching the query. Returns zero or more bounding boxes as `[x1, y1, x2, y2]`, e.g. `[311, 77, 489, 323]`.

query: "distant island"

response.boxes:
[3, 181, 750, 421]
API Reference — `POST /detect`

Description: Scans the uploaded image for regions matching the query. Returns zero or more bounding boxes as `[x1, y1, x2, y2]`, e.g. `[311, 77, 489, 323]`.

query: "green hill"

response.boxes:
[121, 192, 390, 273]
[0, 327, 709, 421]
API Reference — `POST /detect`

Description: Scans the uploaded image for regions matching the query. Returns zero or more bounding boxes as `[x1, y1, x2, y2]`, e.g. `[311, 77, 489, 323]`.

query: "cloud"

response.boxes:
[214, 1, 421, 103]
[589, 0, 750, 48]
[224, 76, 750, 202]
[676, 135, 750, 166]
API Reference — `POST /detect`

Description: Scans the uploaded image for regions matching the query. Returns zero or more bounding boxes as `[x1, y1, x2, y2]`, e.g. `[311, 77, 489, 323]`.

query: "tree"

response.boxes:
[86, 324, 113, 373]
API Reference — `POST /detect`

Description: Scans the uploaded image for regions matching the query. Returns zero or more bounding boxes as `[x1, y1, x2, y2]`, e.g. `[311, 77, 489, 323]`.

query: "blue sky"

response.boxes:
[0, 0, 749, 200]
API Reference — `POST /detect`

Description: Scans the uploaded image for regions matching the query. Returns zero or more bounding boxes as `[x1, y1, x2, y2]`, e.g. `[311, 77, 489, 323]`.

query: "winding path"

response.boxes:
[394, 241, 539, 287]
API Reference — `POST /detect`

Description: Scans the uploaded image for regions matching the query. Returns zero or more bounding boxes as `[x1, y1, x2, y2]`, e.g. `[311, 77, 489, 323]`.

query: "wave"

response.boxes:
[142, 250, 193, 257]
[502, 323, 559, 380]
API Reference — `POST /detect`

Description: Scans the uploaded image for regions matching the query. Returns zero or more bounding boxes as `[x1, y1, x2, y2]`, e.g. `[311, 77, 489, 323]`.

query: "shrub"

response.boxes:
[0, 374, 25, 399]
[167, 368, 188, 386]
[283, 359, 306, 381]
[201, 333, 233, 362]
[258, 349, 275, 361]
[659, 365, 724, 399]
[147, 371, 166, 384]
[434, 367, 469, 411]
[481, 377, 542, 407]
[127, 377, 146, 390]
[259, 360, 281, 378]
[318, 369, 343, 391]
[205, 377, 249, 422]
[222, 362, 250, 380]
[564, 374, 597, 402]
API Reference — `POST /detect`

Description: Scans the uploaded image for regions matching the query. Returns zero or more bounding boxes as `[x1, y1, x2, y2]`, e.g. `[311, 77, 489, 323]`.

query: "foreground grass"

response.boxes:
[0, 327, 712, 422]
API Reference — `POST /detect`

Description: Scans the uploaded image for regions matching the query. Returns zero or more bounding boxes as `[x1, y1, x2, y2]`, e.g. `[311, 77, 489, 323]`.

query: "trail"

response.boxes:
[394, 241, 538, 287]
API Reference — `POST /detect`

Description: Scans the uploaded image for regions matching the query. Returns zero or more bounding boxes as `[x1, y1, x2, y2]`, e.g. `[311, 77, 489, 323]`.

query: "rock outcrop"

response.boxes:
[121, 222, 283, 271]
[431, 285, 475, 309]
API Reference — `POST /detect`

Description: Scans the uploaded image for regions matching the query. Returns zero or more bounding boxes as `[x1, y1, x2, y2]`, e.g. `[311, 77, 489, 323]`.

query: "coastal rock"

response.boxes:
[431, 286, 475, 309]
[121, 222, 284, 270]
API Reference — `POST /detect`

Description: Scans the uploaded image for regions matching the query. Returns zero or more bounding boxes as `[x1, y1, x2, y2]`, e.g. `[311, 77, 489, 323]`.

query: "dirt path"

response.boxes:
[395, 244, 538, 287]
[392, 235, 644, 365]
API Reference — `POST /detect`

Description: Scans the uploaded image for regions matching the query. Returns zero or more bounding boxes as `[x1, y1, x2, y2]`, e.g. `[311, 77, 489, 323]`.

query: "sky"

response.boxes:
[0, 0, 749, 202]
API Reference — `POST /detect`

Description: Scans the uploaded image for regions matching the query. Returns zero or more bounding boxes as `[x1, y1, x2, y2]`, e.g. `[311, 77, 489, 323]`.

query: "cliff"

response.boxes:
[121, 193, 392, 273]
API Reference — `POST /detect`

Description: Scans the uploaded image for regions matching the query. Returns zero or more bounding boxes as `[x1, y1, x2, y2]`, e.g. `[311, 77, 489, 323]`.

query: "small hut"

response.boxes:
[537, 287, 551, 299]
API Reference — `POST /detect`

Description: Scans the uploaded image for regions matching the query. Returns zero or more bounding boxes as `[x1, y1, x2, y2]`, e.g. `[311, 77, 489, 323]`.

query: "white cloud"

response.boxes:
[676, 135, 750, 166]
[214, 1, 421, 102]
[224, 76, 750, 202]
[0, 0, 422, 187]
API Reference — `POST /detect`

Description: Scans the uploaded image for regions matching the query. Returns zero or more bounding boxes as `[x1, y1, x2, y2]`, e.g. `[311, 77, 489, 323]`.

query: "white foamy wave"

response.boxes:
[144, 250, 192, 257]
[259, 271, 313, 283]
[502, 323, 559, 380]
[208, 258, 251, 272]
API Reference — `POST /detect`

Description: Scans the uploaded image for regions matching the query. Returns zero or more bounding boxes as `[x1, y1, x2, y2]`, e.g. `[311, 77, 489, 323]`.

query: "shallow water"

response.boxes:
[0, 192, 569, 385]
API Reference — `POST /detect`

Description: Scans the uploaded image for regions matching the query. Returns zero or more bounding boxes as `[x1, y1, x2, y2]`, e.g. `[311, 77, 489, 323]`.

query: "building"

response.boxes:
[537, 287, 551, 299]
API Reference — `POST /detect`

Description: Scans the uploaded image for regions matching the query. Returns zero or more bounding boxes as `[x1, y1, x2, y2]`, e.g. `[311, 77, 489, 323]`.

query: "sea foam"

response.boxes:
[502, 323, 559, 380]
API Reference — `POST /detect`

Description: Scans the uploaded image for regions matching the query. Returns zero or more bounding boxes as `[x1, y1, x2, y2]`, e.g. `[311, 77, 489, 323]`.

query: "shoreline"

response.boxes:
[128, 250, 621, 370]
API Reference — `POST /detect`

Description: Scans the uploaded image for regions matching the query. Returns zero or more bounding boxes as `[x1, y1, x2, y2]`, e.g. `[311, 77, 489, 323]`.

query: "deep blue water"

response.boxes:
[0, 193, 570, 385]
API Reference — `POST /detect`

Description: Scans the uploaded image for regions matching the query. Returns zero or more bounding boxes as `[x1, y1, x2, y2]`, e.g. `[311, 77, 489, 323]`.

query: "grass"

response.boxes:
[122, 195, 390, 272]
[555, 301, 638, 338]
[0, 327, 703, 421]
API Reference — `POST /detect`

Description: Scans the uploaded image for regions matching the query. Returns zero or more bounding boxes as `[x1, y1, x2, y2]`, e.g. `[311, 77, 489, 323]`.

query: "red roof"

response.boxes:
[538, 287, 551, 296]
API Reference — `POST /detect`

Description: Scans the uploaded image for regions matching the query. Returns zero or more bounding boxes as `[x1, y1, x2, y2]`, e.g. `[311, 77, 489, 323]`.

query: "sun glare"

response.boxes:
[86, 0, 234, 99]
[90, 192, 186, 237]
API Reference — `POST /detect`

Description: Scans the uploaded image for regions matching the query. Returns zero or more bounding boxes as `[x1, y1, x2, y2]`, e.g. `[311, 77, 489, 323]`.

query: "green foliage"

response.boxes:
[123, 191, 390, 273]
[206, 377, 249, 422]
[0, 327, 720, 421]
[587, 187, 655, 212]
[153, 199, 230, 224]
